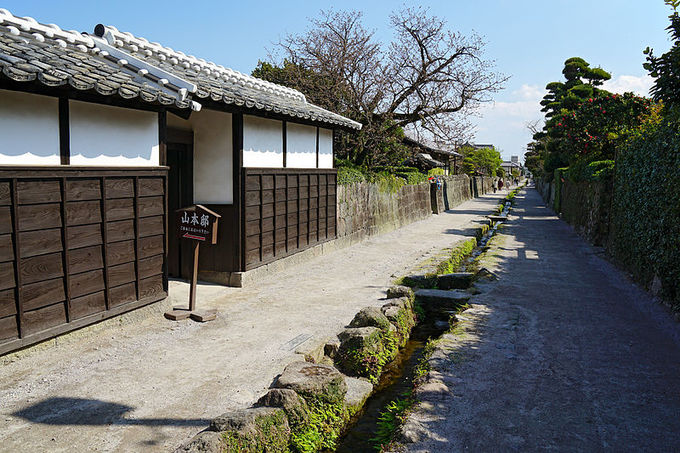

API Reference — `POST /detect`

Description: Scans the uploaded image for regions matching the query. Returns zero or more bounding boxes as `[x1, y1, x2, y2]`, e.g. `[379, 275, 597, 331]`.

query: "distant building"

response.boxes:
[403, 135, 462, 174]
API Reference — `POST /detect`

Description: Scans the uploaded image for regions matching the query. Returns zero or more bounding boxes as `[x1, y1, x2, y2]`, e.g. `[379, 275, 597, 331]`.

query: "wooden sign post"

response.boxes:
[165, 205, 221, 322]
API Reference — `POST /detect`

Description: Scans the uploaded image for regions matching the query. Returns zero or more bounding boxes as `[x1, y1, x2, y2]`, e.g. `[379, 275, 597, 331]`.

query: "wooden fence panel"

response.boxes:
[243, 168, 337, 270]
[0, 168, 168, 356]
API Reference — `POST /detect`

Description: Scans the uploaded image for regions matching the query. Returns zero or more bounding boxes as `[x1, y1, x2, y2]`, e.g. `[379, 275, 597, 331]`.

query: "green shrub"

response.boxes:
[427, 168, 445, 176]
[396, 171, 428, 185]
[370, 172, 406, 193]
[337, 166, 367, 185]
[568, 159, 615, 182]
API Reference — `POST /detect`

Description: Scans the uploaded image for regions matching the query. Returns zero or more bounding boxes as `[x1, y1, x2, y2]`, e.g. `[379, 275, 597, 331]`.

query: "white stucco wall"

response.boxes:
[243, 115, 283, 168]
[168, 110, 233, 204]
[69, 100, 159, 166]
[318, 128, 333, 169]
[0, 89, 60, 165]
[286, 123, 317, 168]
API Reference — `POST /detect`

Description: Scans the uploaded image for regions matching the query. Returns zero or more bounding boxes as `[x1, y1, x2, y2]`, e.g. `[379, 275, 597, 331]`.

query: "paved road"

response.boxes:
[0, 191, 505, 452]
[399, 186, 680, 452]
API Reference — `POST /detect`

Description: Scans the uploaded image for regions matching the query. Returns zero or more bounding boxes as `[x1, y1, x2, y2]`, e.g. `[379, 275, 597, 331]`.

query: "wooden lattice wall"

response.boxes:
[0, 167, 167, 355]
[242, 168, 337, 270]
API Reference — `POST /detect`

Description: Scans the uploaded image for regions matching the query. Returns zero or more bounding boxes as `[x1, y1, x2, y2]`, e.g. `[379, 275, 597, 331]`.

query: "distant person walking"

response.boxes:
[498, 179, 504, 191]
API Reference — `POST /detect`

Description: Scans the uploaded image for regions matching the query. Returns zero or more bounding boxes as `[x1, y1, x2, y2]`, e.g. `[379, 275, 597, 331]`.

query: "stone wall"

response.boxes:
[471, 176, 493, 197]
[442, 175, 472, 210]
[559, 179, 612, 246]
[337, 175, 475, 241]
[337, 182, 432, 240]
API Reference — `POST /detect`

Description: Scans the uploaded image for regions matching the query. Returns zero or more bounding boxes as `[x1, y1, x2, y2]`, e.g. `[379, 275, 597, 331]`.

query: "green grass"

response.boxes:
[372, 392, 416, 451]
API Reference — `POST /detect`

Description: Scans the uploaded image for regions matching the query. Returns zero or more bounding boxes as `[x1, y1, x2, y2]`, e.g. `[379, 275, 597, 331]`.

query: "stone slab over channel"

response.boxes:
[396, 185, 680, 452]
[0, 191, 509, 453]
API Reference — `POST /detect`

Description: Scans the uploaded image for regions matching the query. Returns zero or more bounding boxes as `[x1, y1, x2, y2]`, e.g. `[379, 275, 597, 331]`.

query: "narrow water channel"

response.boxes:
[334, 202, 510, 452]
[334, 320, 448, 452]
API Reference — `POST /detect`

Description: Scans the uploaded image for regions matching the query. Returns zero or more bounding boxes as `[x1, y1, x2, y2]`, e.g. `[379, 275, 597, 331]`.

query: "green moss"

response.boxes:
[435, 238, 477, 274]
[222, 411, 290, 453]
[340, 329, 400, 384]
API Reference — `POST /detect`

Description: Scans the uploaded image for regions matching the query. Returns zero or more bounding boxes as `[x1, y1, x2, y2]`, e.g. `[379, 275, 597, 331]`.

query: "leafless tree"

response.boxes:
[261, 8, 508, 165]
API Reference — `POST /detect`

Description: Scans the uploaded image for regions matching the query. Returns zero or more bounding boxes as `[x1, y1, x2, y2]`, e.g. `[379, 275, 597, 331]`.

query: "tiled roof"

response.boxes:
[404, 135, 461, 157]
[94, 25, 363, 130]
[0, 9, 199, 110]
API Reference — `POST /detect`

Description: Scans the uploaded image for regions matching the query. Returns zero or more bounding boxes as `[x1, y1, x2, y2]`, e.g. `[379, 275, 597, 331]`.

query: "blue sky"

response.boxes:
[4, 1, 674, 161]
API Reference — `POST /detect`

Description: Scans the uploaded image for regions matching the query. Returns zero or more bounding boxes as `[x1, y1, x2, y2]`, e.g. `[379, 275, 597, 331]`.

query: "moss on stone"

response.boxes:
[436, 238, 477, 275]
[221, 410, 290, 453]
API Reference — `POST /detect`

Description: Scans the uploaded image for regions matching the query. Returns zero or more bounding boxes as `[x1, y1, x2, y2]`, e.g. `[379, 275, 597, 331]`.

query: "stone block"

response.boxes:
[348, 307, 391, 330]
[210, 407, 290, 452]
[174, 431, 225, 453]
[436, 272, 474, 290]
[385, 285, 414, 299]
[274, 361, 347, 404]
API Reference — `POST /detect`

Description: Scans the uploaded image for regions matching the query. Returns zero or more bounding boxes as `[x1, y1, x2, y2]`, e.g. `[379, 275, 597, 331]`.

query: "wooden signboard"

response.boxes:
[176, 204, 220, 244]
[166, 205, 221, 322]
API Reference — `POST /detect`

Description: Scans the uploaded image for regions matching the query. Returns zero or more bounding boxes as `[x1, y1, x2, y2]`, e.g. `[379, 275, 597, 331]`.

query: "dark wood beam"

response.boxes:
[158, 110, 167, 166]
[232, 113, 244, 272]
[282, 121, 287, 168]
[316, 127, 320, 168]
[59, 97, 69, 165]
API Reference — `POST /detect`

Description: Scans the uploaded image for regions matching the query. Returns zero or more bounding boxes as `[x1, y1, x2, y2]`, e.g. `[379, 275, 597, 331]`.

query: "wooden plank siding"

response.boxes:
[0, 167, 168, 356]
[242, 168, 337, 270]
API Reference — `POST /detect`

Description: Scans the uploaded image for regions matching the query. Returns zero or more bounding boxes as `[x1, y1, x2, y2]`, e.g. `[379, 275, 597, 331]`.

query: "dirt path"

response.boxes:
[0, 192, 505, 452]
[398, 186, 680, 451]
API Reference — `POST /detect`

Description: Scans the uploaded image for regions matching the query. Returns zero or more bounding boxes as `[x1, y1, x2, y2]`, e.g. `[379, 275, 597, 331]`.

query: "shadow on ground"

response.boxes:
[13, 397, 210, 427]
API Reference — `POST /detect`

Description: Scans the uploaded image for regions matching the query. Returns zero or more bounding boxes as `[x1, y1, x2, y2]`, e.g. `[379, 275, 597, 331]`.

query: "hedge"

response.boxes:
[608, 119, 680, 311]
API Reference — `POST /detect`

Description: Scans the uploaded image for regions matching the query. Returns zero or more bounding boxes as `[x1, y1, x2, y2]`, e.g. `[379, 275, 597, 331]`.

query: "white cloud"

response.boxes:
[471, 84, 546, 161]
[601, 74, 653, 96]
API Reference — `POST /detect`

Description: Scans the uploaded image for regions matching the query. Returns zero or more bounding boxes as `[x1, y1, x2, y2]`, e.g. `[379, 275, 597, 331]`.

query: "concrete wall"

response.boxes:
[0, 89, 60, 165]
[168, 110, 234, 204]
[69, 100, 159, 166]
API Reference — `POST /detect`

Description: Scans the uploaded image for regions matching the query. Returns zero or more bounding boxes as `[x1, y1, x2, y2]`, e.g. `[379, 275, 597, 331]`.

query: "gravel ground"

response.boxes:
[396, 186, 680, 452]
[0, 191, 505, 452]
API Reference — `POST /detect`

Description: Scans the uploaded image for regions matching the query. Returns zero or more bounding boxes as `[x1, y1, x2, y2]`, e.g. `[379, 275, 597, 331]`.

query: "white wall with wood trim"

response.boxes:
[243, 115, 283, 168]
[69, 100, 159, 166]
[318, 128, 333, 169]
[168, 110, 234, 204]
[0, 89, 60, 165]
[286, 123, 317, 168]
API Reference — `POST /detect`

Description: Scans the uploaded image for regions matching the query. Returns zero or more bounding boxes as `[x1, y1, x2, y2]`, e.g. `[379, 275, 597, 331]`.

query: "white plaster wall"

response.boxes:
[243, 115, 283, 168]
[69, 100, 159, 166]
[0, 89, 60, 165]
[318, 128, 333, 169]
[286, 123, 317, 168]
[168, 110, 233, 204]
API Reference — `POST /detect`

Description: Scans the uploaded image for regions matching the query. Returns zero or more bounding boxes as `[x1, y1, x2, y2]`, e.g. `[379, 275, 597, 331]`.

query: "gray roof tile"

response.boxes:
[95, 25, 362, 130]
[0, 9, 197, 110]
